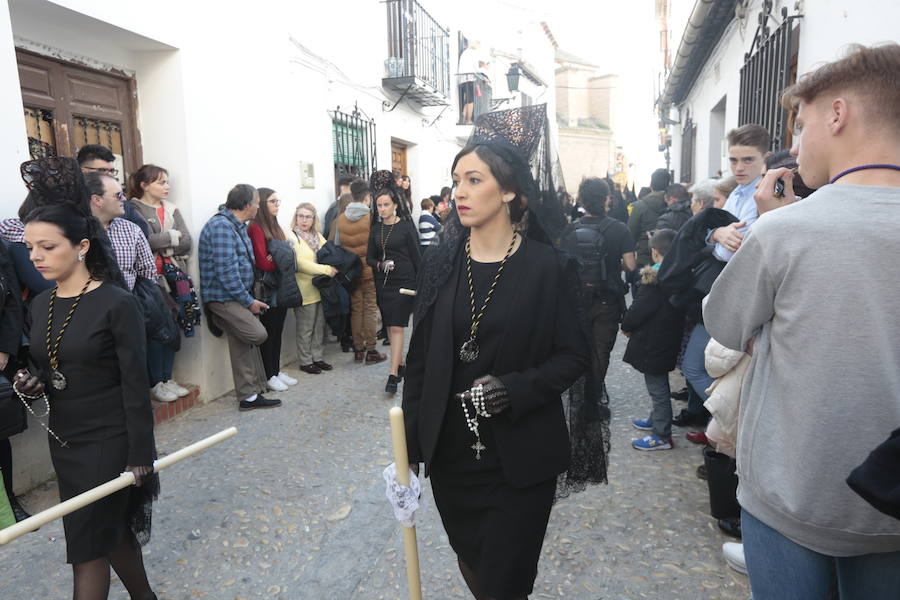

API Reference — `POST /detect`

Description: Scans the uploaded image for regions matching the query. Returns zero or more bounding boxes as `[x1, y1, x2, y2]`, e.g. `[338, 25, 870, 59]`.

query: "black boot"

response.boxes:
[703, 447, 740, 520]
[397, 365, 406, 380]
[385, 374, 399, 394]
[9, 496, 32, 522]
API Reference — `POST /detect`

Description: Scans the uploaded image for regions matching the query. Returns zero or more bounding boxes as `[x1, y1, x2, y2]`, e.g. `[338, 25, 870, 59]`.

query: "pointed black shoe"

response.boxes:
[385, 374, 399, 394]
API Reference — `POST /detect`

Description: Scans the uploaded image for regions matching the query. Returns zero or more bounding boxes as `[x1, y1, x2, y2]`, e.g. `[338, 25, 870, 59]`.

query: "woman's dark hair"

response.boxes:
[127, 164, 168, 199]
[440, 186, 451, 200]
[18, 192, 38, 221]
[23, 204, 116, 280]
[252, 187, 286, 241]
[577, 177, 610, 217]
[225, 184, 258, 210]
[401, 175, 412, 206]
[451, 144, 528, 223]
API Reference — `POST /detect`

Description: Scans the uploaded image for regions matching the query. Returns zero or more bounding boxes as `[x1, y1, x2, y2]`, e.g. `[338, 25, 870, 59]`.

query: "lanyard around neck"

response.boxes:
[829, 164, 900, 185]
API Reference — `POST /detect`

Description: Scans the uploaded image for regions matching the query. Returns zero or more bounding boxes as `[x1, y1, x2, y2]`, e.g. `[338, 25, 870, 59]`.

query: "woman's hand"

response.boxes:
[0, 352, 8, 371]
[330, 266, 339, 277]
[126, 465, 154, 487]
[13, 369, 44, 399]
[455, 375, 511, 415]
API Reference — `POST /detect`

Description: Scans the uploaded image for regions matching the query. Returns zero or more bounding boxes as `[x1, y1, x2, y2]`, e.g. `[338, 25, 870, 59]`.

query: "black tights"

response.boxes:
[458, 558, 527, 600]
[72, 534, 154, 600]
[0, 438, 13, 497]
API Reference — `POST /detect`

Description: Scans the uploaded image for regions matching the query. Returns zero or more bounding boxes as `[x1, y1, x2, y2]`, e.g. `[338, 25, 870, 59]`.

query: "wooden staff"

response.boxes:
[0, 427, 237, 545]
[389, 406, 423, 600]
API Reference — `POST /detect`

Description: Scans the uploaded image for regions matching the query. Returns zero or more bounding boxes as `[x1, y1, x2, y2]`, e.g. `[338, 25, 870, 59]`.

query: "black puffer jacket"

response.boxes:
[267, 239, 302, 309]
[621, 266, 685, 375]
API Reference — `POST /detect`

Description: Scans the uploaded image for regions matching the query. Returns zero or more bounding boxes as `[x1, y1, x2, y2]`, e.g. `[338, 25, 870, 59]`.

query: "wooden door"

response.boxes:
[391, 142, 407, 175]
[17, 50, 141, 181]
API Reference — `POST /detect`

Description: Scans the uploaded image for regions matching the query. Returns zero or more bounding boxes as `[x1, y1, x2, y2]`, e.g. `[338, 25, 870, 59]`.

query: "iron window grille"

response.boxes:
[738, 6, 801, 150]
[330, 105, 377, 182]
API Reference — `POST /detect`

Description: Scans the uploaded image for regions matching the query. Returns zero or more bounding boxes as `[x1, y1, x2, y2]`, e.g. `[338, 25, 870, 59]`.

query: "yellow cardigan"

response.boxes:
[289, 232, 331, 305]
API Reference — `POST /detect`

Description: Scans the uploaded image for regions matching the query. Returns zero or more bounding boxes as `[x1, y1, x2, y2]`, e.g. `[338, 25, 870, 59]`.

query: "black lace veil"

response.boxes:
[20, 156, 128, 290]
[414, 104, 611, 497]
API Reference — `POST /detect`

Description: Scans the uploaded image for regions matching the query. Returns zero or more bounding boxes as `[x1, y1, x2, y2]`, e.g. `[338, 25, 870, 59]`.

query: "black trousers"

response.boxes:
[259, 306, 288, 379]
[590, 300, 622, 384]
[1, 438, 13, 497]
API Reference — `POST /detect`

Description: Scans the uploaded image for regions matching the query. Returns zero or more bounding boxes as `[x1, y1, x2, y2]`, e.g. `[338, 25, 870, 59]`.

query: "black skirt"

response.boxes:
[430, 469, 556, 599]
[376, 285, 414, 327]
[52, 435, 132, 563]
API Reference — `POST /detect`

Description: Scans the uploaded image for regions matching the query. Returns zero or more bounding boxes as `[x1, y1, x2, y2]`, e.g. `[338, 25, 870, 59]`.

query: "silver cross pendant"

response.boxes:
[471, 440, 486, 460]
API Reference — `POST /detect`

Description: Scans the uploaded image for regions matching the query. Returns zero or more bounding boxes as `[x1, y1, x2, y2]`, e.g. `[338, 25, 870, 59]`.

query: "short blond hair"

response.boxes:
[782, 43, 900, 133]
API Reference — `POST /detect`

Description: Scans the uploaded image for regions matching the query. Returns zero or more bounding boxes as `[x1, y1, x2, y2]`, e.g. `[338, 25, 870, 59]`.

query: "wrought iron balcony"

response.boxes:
[382, 0, 451, 107]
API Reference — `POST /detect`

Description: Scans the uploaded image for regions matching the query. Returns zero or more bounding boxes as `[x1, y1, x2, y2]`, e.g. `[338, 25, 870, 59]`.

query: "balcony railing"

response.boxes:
[382, 0, 450, 107]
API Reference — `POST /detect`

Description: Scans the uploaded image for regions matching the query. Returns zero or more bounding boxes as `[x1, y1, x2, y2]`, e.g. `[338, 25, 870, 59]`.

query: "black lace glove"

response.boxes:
[455, 375, 510, 415]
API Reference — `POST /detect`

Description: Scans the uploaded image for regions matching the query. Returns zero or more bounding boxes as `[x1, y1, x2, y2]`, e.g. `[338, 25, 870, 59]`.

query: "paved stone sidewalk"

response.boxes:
[0, 335, 749, 599]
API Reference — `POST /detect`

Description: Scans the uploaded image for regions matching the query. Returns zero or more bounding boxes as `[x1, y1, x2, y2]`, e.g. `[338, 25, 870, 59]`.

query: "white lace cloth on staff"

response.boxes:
[383, 463, 420, 528]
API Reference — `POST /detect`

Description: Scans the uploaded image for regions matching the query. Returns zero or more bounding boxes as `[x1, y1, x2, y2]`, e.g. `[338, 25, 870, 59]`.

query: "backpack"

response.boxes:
[573, 219, 619, 298]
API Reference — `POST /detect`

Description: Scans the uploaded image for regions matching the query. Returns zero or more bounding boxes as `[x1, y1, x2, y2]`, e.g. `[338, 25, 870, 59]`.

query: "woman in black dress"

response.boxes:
[367, 170, 420, 394]
[14, 157, 158, 600]
[402, 106, 606, 600]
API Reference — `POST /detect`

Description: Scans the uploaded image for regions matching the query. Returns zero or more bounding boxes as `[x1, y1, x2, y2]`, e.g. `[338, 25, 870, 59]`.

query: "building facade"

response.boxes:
[658, 0, 900, 184]
[1, 0, 556, 492]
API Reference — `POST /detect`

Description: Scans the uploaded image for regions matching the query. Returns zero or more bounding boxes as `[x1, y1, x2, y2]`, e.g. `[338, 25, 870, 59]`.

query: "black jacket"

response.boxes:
[656, 200, 693, 232]
[847, 427, 900, 521]
[657, 208, 738, 321]
[402, 240, 589, 488]
[133, 277, 180, 350]
[317, 241, 362, 290]
[628, 190, 667, 266]
[265, 239, 302, 309]
[0, 241, 25, 438]
[621, 266, 685, 375]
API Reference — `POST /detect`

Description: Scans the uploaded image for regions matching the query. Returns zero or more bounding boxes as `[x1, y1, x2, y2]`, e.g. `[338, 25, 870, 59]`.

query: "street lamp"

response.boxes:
[506, 63, 521, 93]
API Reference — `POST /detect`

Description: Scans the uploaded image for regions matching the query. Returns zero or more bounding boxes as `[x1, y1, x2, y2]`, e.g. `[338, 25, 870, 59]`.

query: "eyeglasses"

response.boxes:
[268, 199, 281, 205]
[83, 166, 120, 177]
[296, 214, 314, 220]
[116, 192, 126, 201]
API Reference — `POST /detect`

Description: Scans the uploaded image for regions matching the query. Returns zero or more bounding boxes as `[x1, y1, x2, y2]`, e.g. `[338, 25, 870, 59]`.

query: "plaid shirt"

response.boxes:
[198, 209, 255, 307]
[107, 217, 156, 290]
[0, 218, 25, 243]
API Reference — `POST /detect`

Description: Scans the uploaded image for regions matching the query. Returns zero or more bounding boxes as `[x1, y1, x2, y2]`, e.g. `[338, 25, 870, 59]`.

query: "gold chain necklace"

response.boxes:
[380, 219, 396, 261]
[459, 232, 517, 363]
[46, 278, 92, 391]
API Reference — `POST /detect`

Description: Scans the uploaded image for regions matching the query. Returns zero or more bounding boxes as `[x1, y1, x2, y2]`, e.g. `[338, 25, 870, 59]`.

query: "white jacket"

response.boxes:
[703, 338, 750, 448]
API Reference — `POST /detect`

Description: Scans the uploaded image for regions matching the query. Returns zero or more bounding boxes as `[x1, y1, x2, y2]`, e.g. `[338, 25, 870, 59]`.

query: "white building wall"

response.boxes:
[668, 0, 900, 183]
[1, 0, 557, 493]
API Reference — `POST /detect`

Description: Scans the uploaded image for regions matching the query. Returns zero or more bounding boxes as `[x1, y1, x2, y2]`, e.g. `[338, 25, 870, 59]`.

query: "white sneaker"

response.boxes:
[152, 381, 178, 402]
[276, 372, 298, 386]
[267, 375, 289, 392]
[164, 380, 190, 397]
[722, 542, 747, 575]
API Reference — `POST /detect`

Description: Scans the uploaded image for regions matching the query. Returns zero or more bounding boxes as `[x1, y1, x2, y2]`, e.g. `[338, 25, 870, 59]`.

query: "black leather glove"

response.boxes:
[455, 375, 510, 416]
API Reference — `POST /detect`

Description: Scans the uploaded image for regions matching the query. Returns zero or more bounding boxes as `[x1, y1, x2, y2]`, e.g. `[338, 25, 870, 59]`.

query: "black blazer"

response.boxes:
[402, 239, 589, 488]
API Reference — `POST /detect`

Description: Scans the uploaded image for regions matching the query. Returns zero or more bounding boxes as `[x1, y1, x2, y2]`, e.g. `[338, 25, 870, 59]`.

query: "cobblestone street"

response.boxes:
[1, 334, 749, 599]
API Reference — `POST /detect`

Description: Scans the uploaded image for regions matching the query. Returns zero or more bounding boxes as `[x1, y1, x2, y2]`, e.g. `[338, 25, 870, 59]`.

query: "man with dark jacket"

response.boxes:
[563, 178, 635, 386]
[656, 183, 692, 231]
[628, 168, 670, 268]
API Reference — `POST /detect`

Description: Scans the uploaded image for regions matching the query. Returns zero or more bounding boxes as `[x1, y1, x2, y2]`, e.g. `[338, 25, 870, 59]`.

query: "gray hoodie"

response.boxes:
[344, 202, 369, 222]
[704, 184, 900, 556]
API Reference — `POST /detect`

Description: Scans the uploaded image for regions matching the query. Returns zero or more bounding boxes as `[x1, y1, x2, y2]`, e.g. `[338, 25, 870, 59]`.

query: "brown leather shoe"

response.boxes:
[366, 350, 387, 365]
[354, 350, 366, 363]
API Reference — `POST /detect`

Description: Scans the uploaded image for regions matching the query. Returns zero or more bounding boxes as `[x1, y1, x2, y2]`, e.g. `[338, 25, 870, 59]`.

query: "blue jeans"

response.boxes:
[681, 322, 713, 415]
[643, 373, 672, 439]
[147, 340, 176, 386]
[742, 509, 900, 599]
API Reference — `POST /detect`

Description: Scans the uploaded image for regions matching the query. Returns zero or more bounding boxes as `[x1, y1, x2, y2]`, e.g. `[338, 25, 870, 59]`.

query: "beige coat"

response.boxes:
[703, 338, 750, 456]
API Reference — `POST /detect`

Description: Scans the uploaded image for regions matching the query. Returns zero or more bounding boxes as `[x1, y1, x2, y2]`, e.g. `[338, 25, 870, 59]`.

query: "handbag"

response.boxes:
[0, 374, 26, 439]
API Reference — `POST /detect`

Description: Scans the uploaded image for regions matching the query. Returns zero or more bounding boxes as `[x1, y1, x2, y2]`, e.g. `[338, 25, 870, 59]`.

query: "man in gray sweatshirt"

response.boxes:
[704, 43, 900, 599]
